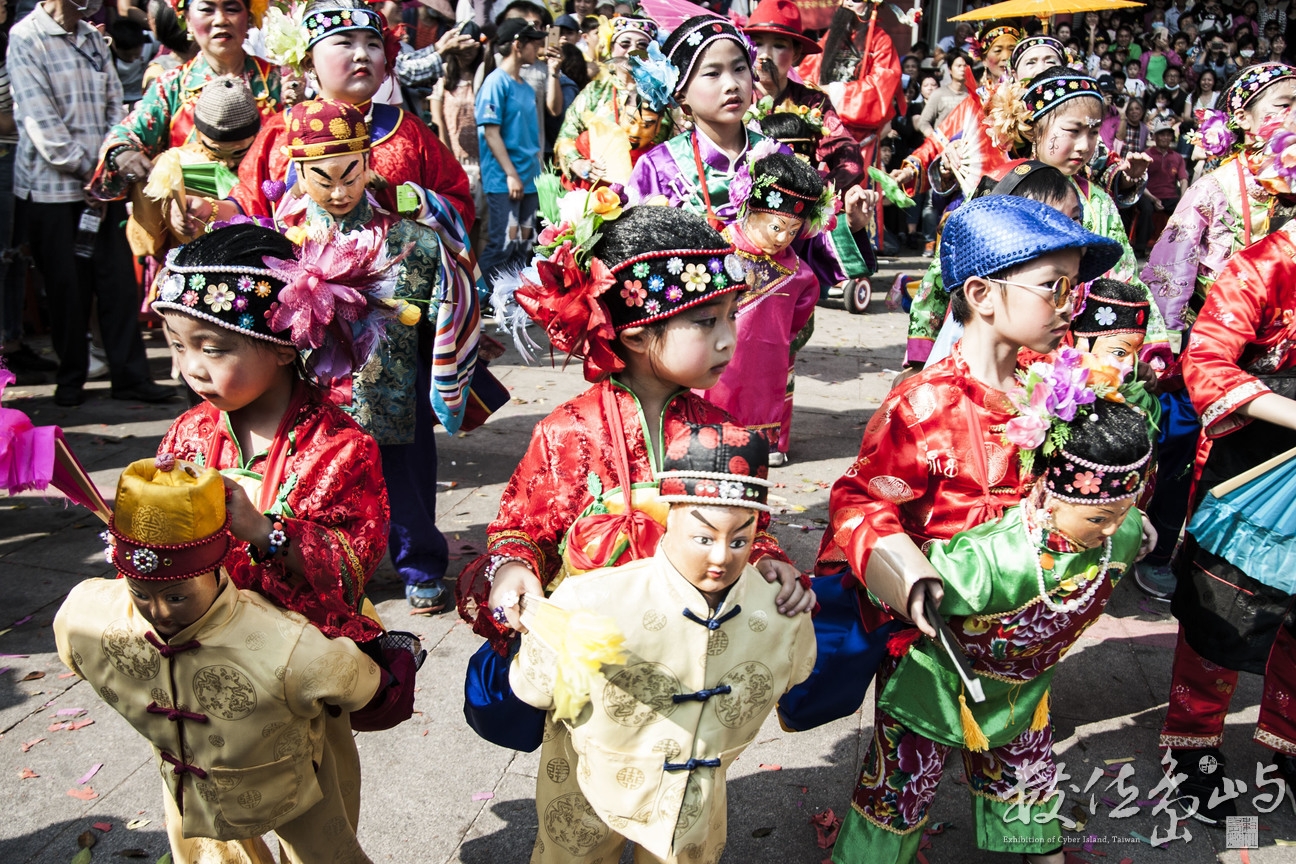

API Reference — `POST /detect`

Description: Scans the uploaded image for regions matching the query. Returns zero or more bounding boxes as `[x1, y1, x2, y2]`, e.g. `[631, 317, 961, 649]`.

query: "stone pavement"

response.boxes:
[1, 257, 1294, 864]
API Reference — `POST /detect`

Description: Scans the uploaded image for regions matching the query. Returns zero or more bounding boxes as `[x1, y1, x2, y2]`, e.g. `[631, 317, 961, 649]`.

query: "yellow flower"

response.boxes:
[551, 608, 627, 721]
[254, 281, 273, 298]
[590, 186, 623, 219]
[391, 299, 422, 326]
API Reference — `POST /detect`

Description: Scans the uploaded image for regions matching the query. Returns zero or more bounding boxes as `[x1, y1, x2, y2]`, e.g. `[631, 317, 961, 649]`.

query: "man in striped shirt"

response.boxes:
[9, 0, 172, 406]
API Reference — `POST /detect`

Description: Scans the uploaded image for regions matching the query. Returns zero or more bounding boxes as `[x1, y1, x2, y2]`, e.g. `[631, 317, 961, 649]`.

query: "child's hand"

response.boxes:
[1137, 511, 1158, 561]
[1123, 151, 1152, 181]
[844, 185, 878, 233]
[755, 558, 815, 616]
[221, 475, 272, 550]
[488, 563, 542, 632]
[889, 164, 916, 189]
[907, 578, 945, 639]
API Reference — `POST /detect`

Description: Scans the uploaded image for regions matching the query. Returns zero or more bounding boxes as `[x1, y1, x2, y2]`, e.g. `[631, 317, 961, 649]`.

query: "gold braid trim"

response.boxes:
[849, 798, 929, 836]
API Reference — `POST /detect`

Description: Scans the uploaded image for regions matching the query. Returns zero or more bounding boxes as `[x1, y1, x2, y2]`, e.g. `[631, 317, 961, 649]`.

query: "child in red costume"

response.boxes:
[458, 201, 813, 653]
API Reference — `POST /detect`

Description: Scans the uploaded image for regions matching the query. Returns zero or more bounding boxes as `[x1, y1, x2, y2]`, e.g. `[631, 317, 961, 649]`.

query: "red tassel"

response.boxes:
[887, 627, 923, 657]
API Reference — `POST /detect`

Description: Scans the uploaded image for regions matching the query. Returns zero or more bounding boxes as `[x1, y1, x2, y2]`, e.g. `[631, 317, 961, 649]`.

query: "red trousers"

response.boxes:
[1160, 627, 1296, 755]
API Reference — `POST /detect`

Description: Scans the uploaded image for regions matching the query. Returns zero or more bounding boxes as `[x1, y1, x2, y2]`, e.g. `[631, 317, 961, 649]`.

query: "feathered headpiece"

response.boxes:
[628, 42, 679, 113]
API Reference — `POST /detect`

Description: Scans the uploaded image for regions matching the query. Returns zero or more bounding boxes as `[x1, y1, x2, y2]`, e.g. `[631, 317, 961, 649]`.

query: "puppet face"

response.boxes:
[744, 210, 804, 257]
[195, 130, 257, 167]
[297, 152, 370, 216]
[125, 571, 223, 638]
[661, 504, 758, 606]
[623, 105, 663, 149]
[1043, 494, 1135, 549]
[1075, 332, 1145, 368]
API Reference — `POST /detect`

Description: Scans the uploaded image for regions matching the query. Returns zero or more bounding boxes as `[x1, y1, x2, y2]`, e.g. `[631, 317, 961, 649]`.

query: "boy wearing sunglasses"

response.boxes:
[817, 194, 1125, 645]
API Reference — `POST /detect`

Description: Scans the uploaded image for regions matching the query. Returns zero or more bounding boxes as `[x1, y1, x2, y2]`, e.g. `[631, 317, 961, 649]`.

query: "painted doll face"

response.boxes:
[1075, 332, 1145, 368]
[623, 105, 662, 150]
[125, 572, 223, 638]
[195, 131, 257, 168]
[743, 210, 804, 257]
[661, 504, 758, 607]
[1044, 494, 1135, 549]
[298, 152, 370, 216]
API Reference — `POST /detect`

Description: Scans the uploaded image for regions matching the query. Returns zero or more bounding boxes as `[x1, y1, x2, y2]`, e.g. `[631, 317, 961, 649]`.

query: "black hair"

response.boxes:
[495, 0, 552, 27]
[1083, 277, 1146, 304]
[110, 18, 149, 52]
[757, 112, 819, 160]
[819, 6, 863, 87]
[149, 0, 189, 54]
[752, 150, 824, 202]
[442, 34, 484, 91]
[174, 223, 295, 277]
[1041, 398, 1151, 479]
[560, 41, 590, 90]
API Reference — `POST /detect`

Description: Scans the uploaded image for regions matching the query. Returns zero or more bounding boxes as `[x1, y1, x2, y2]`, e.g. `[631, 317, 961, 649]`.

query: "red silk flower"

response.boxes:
[515, 243, 623, 382]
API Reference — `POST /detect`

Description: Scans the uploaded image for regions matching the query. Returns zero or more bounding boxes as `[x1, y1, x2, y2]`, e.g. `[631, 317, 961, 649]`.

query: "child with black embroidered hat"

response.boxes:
[699, 149, 835, 466]
[510, 421, 816, 864]
[459, 200, 813, 658]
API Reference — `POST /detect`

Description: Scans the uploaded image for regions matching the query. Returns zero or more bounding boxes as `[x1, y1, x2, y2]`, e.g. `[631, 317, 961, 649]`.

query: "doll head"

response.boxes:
[1071, 278, 1149, 368]
[512, 202, 744, 385]
[284, 99, 372, 216]
[106, 456, 234, 637]
[1034, 397, 1152, 549]
[658, 422, 771, 605]
[664, 15, 755, 126]
[1020, 67, 1105, 175]
[740, 151, 824, 256]
[621, 99, 664, 150]
[191, 75, 262, 167]
[758, 112, 820, 162]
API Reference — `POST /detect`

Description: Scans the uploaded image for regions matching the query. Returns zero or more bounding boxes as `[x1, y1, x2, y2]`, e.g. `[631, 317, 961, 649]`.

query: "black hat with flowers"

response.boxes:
[658, 423, 772, 511]
[1071, 278, 1151, 340]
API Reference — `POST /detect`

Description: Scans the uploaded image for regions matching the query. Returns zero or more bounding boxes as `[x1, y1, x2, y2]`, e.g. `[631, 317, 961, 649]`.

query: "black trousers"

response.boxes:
[16, 197, 150, 391]
[1135, 194, 1179, 253]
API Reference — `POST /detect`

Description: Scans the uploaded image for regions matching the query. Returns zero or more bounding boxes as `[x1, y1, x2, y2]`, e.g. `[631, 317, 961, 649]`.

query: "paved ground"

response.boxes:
[2, 254, 1294, 864]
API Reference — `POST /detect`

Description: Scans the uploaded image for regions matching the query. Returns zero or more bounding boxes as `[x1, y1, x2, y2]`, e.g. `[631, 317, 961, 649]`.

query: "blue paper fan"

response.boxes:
[1188, 445, 1296, 594]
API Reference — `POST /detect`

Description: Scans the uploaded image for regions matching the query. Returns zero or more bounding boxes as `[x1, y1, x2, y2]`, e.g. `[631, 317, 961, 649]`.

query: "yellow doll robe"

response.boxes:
[510, 551, 817, 864]
[54, 577, 382, 864]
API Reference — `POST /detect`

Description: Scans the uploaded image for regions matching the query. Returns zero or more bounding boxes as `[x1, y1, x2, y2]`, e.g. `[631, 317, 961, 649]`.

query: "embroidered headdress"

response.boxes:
[1196, 63, 1296, 157]
[658, 423, 773, 511]
[969, 23, 1022, 61]
[664, 14, 755, 95]
[105, 456, 235, 581]
[610, 15, 659, 43]
[304, 4, 383, 50]
[1071, 278, 1151, 340]
[1010, 34, 1065, 76]
[732, 142, 835, 237]
[1021, 71, 1101, 121]
[282, 99, 371, 161]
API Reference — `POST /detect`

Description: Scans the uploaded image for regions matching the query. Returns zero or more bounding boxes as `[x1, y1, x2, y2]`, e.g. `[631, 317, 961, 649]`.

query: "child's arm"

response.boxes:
[482, 124, 523, 200]
[51, 601, 84, 680]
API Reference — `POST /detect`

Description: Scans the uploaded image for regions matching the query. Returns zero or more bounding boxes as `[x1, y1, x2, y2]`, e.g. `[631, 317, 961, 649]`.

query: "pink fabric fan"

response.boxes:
[0, 369, 111, 523]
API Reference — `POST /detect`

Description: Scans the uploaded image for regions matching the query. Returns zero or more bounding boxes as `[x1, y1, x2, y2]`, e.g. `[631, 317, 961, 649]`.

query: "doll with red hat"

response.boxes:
[510, 421, 816, 863]
[54, 456, 389, 864]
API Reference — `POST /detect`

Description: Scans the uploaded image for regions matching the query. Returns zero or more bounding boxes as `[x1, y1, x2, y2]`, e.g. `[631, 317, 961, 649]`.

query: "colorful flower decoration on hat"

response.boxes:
[282, 99, 372, 162]
[302, 6, 384, 51]
[1004, 347, 1141, 480]
[735, 137, 837, 237]
[1193, 107, 1238, 157]
[1224, 62, 1296, 115]
[1021, 73, 1101, 122]
[657, 422, 773, 511]
[1071, 292, 1151, 340]
[667, 15, 756, 96]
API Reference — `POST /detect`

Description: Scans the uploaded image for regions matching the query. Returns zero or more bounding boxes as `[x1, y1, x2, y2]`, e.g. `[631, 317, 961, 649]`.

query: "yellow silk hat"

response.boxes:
[107, 455, 233, 581]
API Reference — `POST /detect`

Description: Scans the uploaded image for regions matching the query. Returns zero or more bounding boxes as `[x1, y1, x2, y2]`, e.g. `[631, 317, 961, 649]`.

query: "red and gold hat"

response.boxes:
[282, 99, 371, 162]
[105, 455, 235, 582]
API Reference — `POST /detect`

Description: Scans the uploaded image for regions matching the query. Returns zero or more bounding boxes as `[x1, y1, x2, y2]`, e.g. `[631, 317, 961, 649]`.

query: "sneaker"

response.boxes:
[406, 580, 450, 613]
[1135, 562, 1177, 601]
[922, 241, 935, 258]
[86, 352, 108, 381]
[768, 450, 788, 467]
[1168, 747, 1236, 826]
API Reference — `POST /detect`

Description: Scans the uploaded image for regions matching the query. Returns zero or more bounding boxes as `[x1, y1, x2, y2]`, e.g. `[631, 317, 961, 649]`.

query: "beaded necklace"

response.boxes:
[1024, 498, 1113, 614]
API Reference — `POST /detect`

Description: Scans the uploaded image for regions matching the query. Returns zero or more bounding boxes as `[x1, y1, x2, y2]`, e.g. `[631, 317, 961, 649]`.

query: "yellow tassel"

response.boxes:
[1031, 689, 1050, 732]
[960, 692, 989, 752]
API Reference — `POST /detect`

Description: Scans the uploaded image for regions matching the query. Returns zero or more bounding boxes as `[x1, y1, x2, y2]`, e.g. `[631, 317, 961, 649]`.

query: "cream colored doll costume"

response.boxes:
[510, 423, 817, 864]
[53, 457, 382, 864]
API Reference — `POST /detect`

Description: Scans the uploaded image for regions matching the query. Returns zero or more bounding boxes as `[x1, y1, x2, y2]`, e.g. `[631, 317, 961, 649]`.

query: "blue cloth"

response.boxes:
[1146, 388, 1200, 564]
[939, 196, 1123, 292]
[777, 573, 898, 732]
[463, 639, 546, 751]
[476, 67, 540, 195]
[378, 359, 449, 587]
[1189, 454, 1296, 594]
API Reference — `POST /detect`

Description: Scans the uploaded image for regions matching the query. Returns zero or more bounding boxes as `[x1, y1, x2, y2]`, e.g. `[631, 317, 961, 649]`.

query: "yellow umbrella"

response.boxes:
[951, 0, 1144, 32]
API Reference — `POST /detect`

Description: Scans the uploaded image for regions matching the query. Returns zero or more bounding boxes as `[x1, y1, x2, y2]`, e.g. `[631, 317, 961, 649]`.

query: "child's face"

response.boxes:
[623, 106, 662, 149]
[661, 505, 757, 606]
[1046, 495, 1135, 549]
[196, 131, 257, 168]
[1236, 80, 1296, 139]
[163, 312, 297, 413]
[1034, 98, 1102, 176]
[752, 33, 799, 84]
[309, 29, 386, 104]
[298, 152, 370, 216]
[126, 571, 222, 638]
[680, 39, 753, 127]
[921, 76, 938, 99]
[1014, 44, 1062, 82]
[633, 292, 737, 390]
[977, 247, 1082, 354]
[744, 210, 804, 257]
[1075, 332, 1145, 366]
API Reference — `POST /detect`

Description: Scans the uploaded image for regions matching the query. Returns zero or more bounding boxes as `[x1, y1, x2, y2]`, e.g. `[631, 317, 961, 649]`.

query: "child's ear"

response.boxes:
[962, 276, 998, 318]
[617, 325, 652, 359]
[271, 344, 299, 368]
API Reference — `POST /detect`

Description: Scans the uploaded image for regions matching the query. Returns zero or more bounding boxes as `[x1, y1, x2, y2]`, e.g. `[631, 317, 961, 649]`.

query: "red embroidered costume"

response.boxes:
[816, 343, 1027, 628]
[1161, 226, 1296, 755]
[159, 383, 389, 644]
[458, 379, 791, 650]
